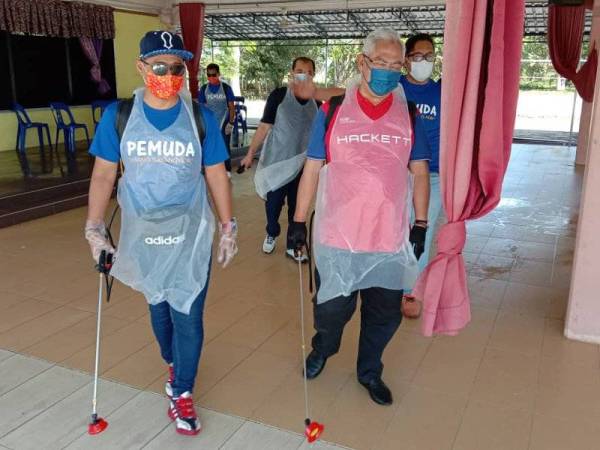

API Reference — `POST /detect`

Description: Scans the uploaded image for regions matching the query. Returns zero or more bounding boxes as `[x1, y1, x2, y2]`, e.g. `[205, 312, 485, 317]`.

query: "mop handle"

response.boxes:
[298, 259, 310, 421]
[91, 271, 104, 416]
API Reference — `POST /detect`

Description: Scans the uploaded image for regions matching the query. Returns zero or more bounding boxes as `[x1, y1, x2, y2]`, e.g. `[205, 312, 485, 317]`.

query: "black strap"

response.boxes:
[192, 100, 206, 143]
[115, 98, 134, 142]
[407, 100, 418, 133]
[115, 97, 206, 144]
[324, 94, 345, 133]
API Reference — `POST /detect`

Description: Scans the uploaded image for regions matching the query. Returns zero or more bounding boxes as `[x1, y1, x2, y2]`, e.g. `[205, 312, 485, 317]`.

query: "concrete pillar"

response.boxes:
[565, 20, 600, 343]
[575, 0, 600, 165]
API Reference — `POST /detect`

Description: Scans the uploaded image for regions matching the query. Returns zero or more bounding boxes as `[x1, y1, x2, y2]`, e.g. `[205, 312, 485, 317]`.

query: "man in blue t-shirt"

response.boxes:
[85, 30, 237, 437]
[199, 63, 236, 174]
[400, 33, 442, 307]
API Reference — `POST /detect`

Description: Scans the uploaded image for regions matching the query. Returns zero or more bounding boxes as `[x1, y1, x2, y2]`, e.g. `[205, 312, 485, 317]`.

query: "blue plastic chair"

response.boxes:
[12, 103, 61, 177]
[49, 102, 91, 174]
[91, 100, 113, 132]
[232, 96, 248, 148]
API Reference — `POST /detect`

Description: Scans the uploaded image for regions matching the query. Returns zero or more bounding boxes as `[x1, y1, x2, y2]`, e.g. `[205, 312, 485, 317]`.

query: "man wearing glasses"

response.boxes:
[399, 33, 442, 318]
[199, 63, 237, 175]
[289, 28, 430, 406]
[85, 31, 237, 436]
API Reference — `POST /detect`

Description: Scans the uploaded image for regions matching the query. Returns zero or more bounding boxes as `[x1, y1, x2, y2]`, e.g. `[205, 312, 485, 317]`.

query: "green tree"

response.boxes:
[200, 39, 237, 84]
[326, 40, 361, 86]
[240, 40, 324, 98]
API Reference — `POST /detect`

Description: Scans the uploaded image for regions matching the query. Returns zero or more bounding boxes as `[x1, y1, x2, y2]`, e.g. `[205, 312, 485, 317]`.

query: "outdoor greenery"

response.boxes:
[239, 41, 325, 97]
[198, 36, 590, 99]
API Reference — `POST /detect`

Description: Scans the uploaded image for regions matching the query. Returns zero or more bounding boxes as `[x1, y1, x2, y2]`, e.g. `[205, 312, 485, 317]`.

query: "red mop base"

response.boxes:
[88, 418, 108, 435]
[305, 421, 324, 443]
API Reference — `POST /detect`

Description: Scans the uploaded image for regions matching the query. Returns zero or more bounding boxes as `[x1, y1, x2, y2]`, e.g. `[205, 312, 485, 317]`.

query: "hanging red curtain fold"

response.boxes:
[179, 2, 205, 98]
[548, 2, 597, 102]
[413, 0, 525, 336]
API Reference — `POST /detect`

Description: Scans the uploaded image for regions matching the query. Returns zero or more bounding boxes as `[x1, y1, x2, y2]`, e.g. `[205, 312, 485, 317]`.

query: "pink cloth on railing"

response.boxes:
[413, 0, 525, 336]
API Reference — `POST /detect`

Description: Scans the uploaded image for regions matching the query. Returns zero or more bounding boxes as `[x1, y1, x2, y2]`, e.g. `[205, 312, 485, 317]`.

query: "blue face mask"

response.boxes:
[368, 67, 401, 96]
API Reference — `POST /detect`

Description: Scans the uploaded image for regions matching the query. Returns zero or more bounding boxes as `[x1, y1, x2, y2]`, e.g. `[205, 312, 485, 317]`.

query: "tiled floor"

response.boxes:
[0, 350, 347, 450]
[1, 144, 600, 450]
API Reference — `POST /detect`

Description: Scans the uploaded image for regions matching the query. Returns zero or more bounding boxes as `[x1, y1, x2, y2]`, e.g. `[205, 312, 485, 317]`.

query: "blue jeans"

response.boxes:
[148, 273, 210, 397]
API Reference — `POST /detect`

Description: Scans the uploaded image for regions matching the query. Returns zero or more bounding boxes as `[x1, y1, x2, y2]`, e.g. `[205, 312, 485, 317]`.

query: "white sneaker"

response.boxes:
[263, 235, 276, 254]
[286, 248, 308, 263]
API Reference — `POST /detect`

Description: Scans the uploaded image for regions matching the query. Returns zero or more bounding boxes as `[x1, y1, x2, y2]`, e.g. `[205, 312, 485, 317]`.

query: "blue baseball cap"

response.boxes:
[139, 30, 193, 61]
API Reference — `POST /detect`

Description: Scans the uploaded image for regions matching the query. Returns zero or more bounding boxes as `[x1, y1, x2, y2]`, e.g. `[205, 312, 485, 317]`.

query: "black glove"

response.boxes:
[409, 225, 427, 260]
[288, 221, 307, 252]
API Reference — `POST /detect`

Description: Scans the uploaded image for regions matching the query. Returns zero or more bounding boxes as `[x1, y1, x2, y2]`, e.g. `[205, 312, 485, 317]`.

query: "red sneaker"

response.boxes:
[168, 391, 201, 436]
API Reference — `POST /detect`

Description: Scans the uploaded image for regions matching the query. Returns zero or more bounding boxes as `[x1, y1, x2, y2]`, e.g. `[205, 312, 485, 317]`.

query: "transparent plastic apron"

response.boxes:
[204, 83, 229, 128]
[254, 87, 317, 199]
[110, 88, 215, 315]
[314, 85, 419, 303]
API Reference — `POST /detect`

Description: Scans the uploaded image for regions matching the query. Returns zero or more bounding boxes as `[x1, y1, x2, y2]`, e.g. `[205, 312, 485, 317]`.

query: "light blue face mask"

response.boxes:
[368, 67, 401, 96]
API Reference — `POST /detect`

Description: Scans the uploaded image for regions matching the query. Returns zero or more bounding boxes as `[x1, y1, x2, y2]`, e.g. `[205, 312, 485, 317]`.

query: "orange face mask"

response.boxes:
[145, 72, 184, 99]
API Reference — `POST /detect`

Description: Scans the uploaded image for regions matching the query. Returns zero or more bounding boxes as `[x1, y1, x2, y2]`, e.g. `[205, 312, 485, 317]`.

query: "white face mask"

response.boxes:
[294, 73, 309, 82]
[410, 60, 434, 82]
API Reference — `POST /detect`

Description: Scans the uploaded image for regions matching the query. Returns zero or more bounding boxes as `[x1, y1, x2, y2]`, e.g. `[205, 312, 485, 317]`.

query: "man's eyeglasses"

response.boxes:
[363, 54, 403, 72]
[141, 60, 186, 76]
[407, 53, 435, 63]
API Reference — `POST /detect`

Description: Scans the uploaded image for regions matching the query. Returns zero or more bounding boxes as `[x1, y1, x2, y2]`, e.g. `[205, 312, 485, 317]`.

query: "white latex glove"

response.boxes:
[224, 122, 234, 135]
[217, 218, 238, 268]
[84, 219, 115, 263]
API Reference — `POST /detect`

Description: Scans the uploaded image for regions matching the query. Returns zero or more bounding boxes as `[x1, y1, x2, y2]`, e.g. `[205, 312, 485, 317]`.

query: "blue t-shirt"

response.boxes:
[306, 101, 431, 163]
[89, 99, 229, 166]
[399, 76, 441, 173]
[198, 82, 235, 104]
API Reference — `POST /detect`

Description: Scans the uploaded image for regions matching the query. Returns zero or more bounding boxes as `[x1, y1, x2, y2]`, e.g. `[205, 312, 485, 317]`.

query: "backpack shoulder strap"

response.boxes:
[115, 98, 134, 143]
[324, 94, 345, 132]
[192, 100, 206, 144]
[407, 100, 417, 132]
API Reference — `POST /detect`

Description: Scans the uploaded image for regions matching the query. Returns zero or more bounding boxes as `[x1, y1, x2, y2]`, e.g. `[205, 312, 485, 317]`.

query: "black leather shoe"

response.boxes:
[304, 350, 327, 380]
[359, 378, 393, 405]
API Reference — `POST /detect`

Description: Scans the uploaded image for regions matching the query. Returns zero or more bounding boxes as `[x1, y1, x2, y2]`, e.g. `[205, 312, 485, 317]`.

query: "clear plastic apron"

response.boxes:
[314, 85, 419, 303]
[110, 88, 215, 315]
[254, 87, 317, 199]
[204, 83, 229, 128]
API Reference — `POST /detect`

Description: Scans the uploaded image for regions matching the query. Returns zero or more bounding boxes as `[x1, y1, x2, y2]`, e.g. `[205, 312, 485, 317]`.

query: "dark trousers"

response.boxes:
[265, 172, 301, 249]
[312, 271, 403, 383]
[148, 273, 210, 398]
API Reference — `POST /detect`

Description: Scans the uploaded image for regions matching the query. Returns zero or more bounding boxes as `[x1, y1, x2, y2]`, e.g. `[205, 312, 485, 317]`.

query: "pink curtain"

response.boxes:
[548, 3, 597, 102]
[413, 0, 525, 336]
[179, 2, 205, 98]
[79, 37, 111, 95]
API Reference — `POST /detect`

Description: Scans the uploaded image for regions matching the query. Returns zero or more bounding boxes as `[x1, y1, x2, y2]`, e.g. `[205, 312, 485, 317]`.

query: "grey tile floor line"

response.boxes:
[0, 350, 352, 450]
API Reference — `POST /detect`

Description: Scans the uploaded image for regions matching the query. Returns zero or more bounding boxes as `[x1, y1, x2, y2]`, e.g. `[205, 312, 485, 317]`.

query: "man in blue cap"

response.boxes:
[85, 30, 237, 436]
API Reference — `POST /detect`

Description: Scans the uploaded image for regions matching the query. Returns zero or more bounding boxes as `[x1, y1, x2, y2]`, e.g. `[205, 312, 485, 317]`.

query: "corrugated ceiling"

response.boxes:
[201, 2, 591, 41]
